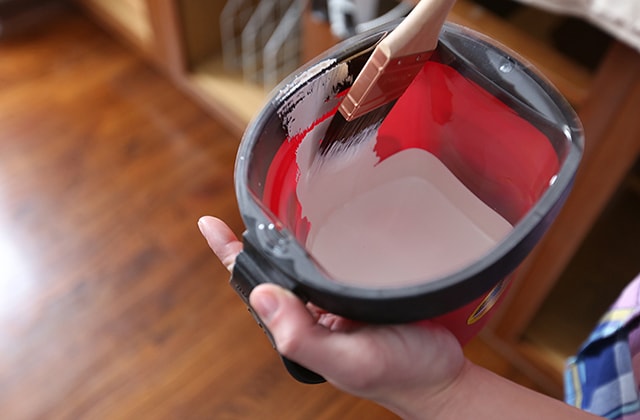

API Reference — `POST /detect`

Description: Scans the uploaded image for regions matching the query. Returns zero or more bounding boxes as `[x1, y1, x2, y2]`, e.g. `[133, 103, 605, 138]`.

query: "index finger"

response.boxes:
[198, 216, 243, 272]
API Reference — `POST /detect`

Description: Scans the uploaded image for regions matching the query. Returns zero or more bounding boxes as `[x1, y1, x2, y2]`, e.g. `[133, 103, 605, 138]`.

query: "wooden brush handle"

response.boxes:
[339, 0, 455, 121]
[381, 0, 455, 58]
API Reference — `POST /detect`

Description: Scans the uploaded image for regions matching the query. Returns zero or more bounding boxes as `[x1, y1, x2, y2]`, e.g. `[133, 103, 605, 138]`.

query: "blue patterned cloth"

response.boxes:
[565, 274, 640, 419]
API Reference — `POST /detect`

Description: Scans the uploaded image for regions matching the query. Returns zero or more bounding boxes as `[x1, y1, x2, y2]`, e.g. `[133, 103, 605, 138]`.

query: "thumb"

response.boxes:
[248, 284, 376, 384]
[249, 284, 328, 358]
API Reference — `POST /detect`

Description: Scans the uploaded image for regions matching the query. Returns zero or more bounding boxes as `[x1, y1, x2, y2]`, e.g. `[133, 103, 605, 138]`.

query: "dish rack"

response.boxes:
[220, 0, 306, 89]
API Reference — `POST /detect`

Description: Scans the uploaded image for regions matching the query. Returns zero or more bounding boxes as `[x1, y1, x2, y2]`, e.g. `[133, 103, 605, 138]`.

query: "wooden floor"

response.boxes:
[0, 7, 545, 419]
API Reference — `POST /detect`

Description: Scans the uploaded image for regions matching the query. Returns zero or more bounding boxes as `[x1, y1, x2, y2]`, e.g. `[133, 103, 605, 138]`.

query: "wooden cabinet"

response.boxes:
[75, 0, 602, 165]
[76, 0, 640, 397]
[75, 0, 274, 136]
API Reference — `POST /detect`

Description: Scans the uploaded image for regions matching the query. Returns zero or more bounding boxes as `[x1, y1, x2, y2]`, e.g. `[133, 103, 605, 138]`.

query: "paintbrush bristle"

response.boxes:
[315, 0, 454, 160]
[318, 100, 396, 157]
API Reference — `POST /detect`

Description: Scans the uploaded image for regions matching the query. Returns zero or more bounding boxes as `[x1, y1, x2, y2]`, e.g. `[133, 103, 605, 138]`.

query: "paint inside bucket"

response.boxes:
[232, 22, 583, 342]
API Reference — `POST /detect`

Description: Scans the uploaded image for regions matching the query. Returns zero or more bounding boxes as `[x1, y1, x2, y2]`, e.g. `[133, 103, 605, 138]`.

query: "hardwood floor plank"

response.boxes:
[0, 7, 397, 419]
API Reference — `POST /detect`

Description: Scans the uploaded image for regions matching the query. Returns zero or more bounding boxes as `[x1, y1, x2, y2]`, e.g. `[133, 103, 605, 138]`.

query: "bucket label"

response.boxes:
[467, 278, 509, 325]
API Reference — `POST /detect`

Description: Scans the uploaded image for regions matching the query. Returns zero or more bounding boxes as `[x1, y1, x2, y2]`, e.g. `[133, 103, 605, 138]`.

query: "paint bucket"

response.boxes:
[231, 21, 583, 383]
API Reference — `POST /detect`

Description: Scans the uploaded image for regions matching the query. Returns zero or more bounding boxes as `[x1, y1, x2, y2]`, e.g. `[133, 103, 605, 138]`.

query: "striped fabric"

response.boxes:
[565, 274, 640, 419]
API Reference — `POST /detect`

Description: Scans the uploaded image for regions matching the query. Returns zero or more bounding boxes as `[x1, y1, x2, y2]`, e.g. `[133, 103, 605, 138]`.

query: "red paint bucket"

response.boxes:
[230, 22, 583, 382]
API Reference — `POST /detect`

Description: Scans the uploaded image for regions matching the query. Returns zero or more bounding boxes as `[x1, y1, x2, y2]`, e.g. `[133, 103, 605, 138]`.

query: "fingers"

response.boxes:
[198, 216, 243, 271]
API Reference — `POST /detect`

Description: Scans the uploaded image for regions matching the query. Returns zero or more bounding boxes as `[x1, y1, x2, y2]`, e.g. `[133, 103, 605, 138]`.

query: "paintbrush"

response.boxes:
[318, 0, 455, 157]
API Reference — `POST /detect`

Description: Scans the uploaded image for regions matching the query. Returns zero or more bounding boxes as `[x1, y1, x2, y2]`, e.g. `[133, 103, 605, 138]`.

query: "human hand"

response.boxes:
[198, 216, 467, 417]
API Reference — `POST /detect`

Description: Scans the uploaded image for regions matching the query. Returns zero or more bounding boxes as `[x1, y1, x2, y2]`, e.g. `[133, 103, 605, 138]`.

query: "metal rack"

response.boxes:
[263, 0, 306, 88]
[220, 0, 258, 72]
[220, 0, 304, 89]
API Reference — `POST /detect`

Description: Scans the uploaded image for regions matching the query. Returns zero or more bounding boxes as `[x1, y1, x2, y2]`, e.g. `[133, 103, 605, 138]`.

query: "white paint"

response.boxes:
[296, 131, 512, 287]
[276, 58, 350, 138]
[281, 61, 513, 288]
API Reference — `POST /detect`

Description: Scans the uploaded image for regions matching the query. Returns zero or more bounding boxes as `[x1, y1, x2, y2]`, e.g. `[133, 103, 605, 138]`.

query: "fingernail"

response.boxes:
[252, 291, 279, 323]
[197, 217, 207, 235]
